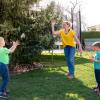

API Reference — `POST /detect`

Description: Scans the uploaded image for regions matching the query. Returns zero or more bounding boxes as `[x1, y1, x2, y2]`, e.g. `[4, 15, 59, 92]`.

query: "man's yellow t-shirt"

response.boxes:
[59, 29, 76, 48]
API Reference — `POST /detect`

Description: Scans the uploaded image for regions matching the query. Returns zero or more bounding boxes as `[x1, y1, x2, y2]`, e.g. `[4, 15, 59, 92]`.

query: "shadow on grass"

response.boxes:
[7, 69, 99, 100]
[40, 55, 90, 68]
[75, 57, 90, 65]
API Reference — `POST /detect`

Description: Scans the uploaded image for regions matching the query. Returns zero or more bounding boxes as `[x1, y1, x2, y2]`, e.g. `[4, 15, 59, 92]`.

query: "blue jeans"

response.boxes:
[0, 63, 9, 93]
[64, 46, 76, 76]
[95, 69, 100, 90]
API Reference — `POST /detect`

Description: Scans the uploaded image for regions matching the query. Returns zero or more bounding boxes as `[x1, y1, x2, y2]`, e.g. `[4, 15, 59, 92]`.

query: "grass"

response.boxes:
[1, 51, 100, 100]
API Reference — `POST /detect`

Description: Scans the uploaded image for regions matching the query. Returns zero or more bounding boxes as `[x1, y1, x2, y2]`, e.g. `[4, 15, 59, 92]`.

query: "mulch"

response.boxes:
[9, 62, 43, 75]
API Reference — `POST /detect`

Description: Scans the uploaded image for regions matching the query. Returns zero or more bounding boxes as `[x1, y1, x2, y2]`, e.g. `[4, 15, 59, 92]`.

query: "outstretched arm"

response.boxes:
[9, 41, 19, 53]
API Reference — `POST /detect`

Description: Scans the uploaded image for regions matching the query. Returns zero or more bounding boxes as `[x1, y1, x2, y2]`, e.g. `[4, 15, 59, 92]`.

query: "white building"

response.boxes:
[87, 25, 100, 31]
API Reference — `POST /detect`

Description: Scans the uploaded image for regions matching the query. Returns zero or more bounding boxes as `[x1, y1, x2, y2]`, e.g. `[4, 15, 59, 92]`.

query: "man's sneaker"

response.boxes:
[0, 92, 8, 99]
[67, 75, 74, 79]
[67, 74, 74, 79]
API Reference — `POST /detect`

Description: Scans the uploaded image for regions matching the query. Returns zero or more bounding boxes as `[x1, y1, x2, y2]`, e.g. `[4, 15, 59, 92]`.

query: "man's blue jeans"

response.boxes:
[64, 45, 76, 76]
[0, 63, 9, 93]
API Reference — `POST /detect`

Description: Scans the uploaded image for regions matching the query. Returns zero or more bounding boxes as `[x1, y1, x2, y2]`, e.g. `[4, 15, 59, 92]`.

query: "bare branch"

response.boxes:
[70, 0, 78, 10]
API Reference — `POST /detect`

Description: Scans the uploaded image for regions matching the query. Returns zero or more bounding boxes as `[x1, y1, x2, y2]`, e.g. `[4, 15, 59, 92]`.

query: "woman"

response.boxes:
[51, 20, 83, 79]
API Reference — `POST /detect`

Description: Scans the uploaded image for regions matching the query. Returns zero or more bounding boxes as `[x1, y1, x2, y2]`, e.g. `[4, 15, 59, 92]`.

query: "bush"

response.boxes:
[82, 31, 100, 38]
[10, 41, 42, 65]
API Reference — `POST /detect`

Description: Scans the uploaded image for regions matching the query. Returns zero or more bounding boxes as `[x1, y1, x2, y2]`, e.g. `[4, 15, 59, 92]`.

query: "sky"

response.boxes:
[39, 0, 100, 27]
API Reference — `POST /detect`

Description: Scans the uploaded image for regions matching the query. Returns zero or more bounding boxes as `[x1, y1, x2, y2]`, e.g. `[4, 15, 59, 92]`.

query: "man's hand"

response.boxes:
[79, 47, 83, 53]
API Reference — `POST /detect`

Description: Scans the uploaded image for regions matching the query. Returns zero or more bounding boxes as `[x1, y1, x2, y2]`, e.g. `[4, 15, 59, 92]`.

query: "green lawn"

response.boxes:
[2, 51, 100, 100]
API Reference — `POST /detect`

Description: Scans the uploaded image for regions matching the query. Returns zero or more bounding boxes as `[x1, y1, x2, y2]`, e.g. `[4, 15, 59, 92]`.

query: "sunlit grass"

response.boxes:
[1, 51, 99, 100]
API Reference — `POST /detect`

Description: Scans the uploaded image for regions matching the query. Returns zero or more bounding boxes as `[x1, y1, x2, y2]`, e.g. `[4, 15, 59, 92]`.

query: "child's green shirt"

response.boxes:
[0, 47, 10, 64]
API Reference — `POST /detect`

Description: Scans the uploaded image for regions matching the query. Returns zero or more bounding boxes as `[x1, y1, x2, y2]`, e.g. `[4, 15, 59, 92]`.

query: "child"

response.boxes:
[89, 42, 100, 94]
[0, 37, 19, 98]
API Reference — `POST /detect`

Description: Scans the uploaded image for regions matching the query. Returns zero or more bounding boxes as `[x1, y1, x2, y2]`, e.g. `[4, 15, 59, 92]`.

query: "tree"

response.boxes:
[0, 0, 63, 64]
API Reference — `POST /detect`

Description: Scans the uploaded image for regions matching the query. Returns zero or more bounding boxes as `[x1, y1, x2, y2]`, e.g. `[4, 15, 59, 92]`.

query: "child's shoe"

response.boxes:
[0, 92, 8, 99]
[93, 87, 99, 92]
[94, 88, 99, 92]
[4, 90, 10, 95]
[95, 89, 100, 95]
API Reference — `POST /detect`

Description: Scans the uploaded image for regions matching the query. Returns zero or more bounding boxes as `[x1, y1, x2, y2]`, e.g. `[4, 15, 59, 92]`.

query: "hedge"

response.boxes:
[82, 31, 100, 39]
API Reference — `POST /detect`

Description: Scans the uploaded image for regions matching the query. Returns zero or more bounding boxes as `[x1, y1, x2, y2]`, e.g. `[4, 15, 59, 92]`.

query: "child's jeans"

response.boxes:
[0, 63, 9, 93]
[64, 45, 76, 76]
[95, 69, 100, 90]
